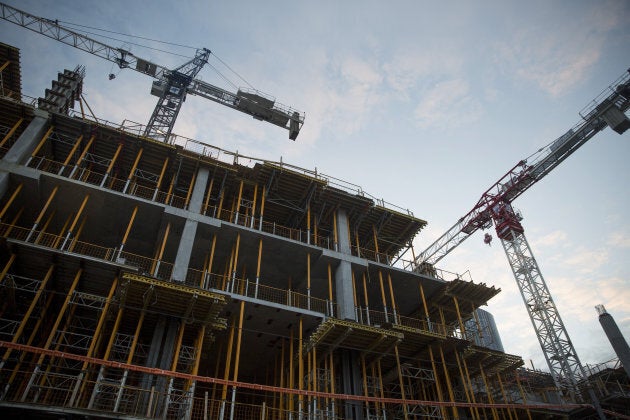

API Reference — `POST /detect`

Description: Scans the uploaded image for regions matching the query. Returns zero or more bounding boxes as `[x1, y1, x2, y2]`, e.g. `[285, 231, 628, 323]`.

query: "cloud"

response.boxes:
[493, 2, 626, 96]
[413, 78, 483, 129]
[532, 230, 568, 248]
[608, 232, 630, 248]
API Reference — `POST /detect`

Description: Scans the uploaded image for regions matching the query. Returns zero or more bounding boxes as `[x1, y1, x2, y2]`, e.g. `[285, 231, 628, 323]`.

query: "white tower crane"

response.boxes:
[0, 2, 305, 142]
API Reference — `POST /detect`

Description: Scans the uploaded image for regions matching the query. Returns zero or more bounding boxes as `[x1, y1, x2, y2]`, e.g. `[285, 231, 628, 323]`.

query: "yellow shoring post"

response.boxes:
[0, 60, 9, 72]
[306, 204, 310, 244]
[102, 143, 123, 186]
[255, 238, 263, 297]
[203, 175, 214, 216]
[419, 282, 430, 331]
[0, 183, 22, 221]
[155, 156, 170, 200]
[453, 296, 466, 339]
[307, 346, 312, 408]
[185, 168, 198, 210]
[28, 125, 54, 161]
[170, 322, 186, 372]
[454, 350, 477, 420]
[232, 233, 241, 286]
[378, 270, 389, 322]
[152, 222, 170, 276]
[210, 341, 223, 416]
[307, 253, 311, 309]
[394, 345, 409, 420]
[120, 205, 139, 253]
[439, 307, 447, 335]
[22, 268, 82, 401]
[298, 317, 304, 414]
[220, 319, 236, 401]
[0, 264, 53, 367]
[234, 180, 243, 223]
[461, 353, 484, 419]
[250, 183, 258, 227]
[377, 360, 386, 416]
[289, 328, 294, 413]
[478, 363, 499, 420]
[68, 215, 87, 252]
[53, 214, 71, 249]
[40, 303, 79, 403]
[232, 301, 246, 384]
[35, 210, 55, 244]
[30, 185, 59, 234]
[496, 372, 515, 420]
[206, 233, 217, 286]
[313, 214, 318, 245]
[370, 363, 379, 414]
[327, 264, 333, 315]
[332, 211, 338, 251]
[355, 230, 360, 255]
[70, 135, 95, 179]
[125, 147, 143, 192]
[5, 294, 52, 391]
[387, 273, 398, 324]
[188, 325, 205, 392]
[439, 345, 459, 419]
[362, 273, 370, 324]
[351, 270, 358, 318]
[329, 352, 336, 416]
[72, 277, 118, 406]
[0, 253, 15, 285]
[515, 374, 533, 420]
[279, 338, 285, 418]
[61, 134, 83, 167]
[4, 207, 23, 238]
[313, 346, 318, 411]
[258, 185, 266, 230]
[428, 346, 448, 420]
[0, 117, 23, 149]
[372, 225, 380, 258]
[63, 194, 89, 249]
[166, 176, 175, 205]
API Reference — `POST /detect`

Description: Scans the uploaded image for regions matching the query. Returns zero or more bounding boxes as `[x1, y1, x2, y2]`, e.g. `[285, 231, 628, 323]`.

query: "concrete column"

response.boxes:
[334, 209, 355, 321]
[171, 167, 209, 282]
[0, 109, 49, 197]
[2, 109, 49, 164]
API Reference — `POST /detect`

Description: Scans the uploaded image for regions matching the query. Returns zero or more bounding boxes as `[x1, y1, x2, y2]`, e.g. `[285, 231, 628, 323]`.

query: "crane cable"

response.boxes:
[59, 19, 255, 90]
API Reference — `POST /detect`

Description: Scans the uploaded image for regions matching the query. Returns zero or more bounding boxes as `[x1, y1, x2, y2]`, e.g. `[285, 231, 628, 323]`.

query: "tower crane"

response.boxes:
[0, 2, 305, 142]
[413, 69, 630, 407]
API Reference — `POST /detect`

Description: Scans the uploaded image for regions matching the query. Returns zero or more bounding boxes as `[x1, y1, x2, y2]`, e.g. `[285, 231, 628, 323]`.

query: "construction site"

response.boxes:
[1, 3, 630, 420]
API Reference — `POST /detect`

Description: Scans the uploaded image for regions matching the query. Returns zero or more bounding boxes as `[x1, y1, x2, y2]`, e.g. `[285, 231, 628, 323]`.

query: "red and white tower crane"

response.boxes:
[414, 70, 630, 407]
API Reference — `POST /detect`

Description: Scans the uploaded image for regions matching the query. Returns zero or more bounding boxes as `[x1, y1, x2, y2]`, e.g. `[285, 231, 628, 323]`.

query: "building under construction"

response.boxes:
[0, 41, 629, 420]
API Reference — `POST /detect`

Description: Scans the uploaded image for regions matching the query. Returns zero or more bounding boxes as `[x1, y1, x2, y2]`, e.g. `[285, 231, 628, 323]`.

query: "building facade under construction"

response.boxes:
[0, 42, 629, 420]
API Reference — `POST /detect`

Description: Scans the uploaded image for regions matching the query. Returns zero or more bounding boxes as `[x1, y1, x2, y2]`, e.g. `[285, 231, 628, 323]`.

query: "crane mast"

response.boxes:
[0, 2, 305, 141]
[414, 69, 630, 406]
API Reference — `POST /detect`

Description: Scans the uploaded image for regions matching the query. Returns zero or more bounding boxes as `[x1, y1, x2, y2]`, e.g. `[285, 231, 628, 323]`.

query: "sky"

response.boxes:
[1, 0, 629, 374]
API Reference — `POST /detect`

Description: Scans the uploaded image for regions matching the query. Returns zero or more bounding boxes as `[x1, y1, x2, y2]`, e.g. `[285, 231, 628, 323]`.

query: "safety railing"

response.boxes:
[0, 222, 174, 281]
[355, 306, 456, 339]
[188, 269, 334, 316]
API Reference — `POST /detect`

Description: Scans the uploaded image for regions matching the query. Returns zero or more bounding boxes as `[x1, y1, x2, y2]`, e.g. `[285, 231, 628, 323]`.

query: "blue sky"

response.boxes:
[2, 0, 629, 372]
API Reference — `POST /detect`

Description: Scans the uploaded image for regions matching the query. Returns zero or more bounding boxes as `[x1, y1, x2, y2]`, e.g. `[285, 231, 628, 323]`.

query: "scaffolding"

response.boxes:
[0, 45, 626, 420]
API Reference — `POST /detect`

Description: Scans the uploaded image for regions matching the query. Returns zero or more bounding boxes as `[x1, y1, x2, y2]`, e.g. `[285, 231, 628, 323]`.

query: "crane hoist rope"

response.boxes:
[0, 2, 305, 142]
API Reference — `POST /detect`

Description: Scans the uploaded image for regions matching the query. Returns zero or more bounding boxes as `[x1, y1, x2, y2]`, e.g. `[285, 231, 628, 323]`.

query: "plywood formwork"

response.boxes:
[0, 44, 618, 420]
